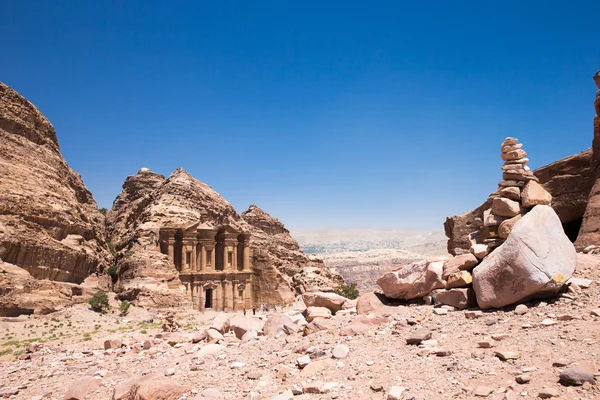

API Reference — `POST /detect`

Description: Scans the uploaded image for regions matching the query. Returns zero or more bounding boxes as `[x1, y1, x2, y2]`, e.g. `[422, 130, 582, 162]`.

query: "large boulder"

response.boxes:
[472, 205, 576, 309]
[228, 315, 265, 339]
[377, 260, 445, 300]
[301, 292, 348, 314]
[534, 149, 595, 226]
[263, 313, 294, 336]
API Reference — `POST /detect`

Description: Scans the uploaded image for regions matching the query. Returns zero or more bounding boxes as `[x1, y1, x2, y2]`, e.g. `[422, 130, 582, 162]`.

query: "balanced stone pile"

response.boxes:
[474, 137, 553, 257]
[378, 137, 576, 310]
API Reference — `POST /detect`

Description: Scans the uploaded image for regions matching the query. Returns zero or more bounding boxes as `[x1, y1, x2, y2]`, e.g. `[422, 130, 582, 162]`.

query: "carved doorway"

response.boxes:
[204, 289, 213, 309]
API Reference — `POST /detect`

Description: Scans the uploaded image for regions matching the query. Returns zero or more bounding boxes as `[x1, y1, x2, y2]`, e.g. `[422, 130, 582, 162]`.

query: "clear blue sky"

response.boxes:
[2, 1, 598, 230]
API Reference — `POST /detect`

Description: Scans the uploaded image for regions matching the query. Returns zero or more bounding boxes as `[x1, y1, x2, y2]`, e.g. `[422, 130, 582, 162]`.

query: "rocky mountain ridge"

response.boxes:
[0, 82, 110, 316]
[106, 168, 343, 308]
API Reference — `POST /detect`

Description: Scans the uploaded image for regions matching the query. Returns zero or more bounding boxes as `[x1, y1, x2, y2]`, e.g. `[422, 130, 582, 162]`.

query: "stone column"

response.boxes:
[191, 242, 197, 271]
[223, 281, 230, 312]
[215, 283, 222, 311]
[223, 245, 230, 270]
[181, 243, 187, 271]
[244, 281, 252, 308]
[243, 243, 251, 271]
[199, 285, 205, 312]
[168, 238, 175, 264]
[200, 245, 206, 271]
[210, 248, 216, 270]
[232, 281, 238, 312]
[232, 246, 238, 271]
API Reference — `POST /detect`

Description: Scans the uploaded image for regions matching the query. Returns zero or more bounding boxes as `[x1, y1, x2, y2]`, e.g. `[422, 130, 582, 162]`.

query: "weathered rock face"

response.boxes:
[472, 205, 576, 309]
[0, 82, 110, 284]
[106, 168, 342, 308]
[534, 149, 595, 227]
[0, 259, 101, 317]
[571, 82, 600, 249]
[444, 200, 491, 256]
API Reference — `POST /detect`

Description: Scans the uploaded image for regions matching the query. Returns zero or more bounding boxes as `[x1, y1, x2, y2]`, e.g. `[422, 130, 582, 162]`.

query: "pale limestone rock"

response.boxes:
[473, 206, 576, 309]
[502, 137, 519, 146]
[470, 244, 490, 260]
[332, 344, 349, 359]
[521, 181, 552, 208]
[387, 386, 406, 400]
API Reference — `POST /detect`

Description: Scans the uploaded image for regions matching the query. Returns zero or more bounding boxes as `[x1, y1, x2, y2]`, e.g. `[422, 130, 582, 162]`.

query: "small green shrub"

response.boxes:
[334, 283, 360, 300]
[89, 291, 109, 313]
[119, 300, 130, 316]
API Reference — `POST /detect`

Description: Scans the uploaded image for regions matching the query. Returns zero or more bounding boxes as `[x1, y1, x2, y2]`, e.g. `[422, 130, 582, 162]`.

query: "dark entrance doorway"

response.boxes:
[563, 217, 583, 243]
[204, 289, 213, 309]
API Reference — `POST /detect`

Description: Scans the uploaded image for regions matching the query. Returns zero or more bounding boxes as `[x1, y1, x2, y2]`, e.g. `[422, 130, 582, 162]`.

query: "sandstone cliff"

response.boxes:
[0, 82, 110, 284]
[574, 87, 600, 250]
[106, 168, 342, 307]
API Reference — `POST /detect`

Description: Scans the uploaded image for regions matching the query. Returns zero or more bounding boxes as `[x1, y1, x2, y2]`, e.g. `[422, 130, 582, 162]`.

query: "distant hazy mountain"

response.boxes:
[291, 228, 447, 291]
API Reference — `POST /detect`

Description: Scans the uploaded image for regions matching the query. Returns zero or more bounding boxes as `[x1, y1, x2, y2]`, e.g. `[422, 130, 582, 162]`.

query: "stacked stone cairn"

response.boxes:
[378, 137, 555, 310]
[472, 137, 552, 254]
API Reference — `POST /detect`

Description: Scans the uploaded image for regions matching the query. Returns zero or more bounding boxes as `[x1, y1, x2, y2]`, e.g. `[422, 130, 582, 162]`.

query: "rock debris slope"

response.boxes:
[106, 168, 342, 307]
[0, 82, 109, 285]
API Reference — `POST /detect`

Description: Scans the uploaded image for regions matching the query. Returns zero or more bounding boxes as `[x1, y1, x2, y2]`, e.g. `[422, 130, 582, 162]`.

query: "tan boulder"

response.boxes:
[302, 292, 348, 314]
[498, 215, 522, 239]
[492, 197, 521, 217]
[377, 260, 445, 300]
[356, 292, 388, 315]
[305, 306, 332, 322]
[521, 181, 552, 208]
[228, 315, 265, 339]
[433, 288, 476, 309]
[263, 313, 294, 336]
[446, 270, 472, 289]
[498, 186, 521, 201]
[472, 206, 576, 309]
[442, 254, 478, 280]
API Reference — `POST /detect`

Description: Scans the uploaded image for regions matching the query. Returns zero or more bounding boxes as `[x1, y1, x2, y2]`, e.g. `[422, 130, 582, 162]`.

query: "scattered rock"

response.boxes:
[559, 368, 596, 386]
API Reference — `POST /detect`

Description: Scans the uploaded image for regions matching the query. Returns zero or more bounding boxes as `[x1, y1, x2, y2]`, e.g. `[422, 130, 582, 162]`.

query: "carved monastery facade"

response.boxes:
[159, 219, 255, 311]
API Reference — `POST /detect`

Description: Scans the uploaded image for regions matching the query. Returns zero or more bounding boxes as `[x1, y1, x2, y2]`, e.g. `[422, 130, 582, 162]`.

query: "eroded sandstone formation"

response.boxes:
[0, 82, 110, 284]
[574, 74, 600, 250]
[106, 168, 342, 308]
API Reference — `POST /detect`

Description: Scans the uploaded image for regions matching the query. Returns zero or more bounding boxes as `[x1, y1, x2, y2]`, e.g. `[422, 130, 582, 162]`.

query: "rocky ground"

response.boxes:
[1, 262, 599, 400]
